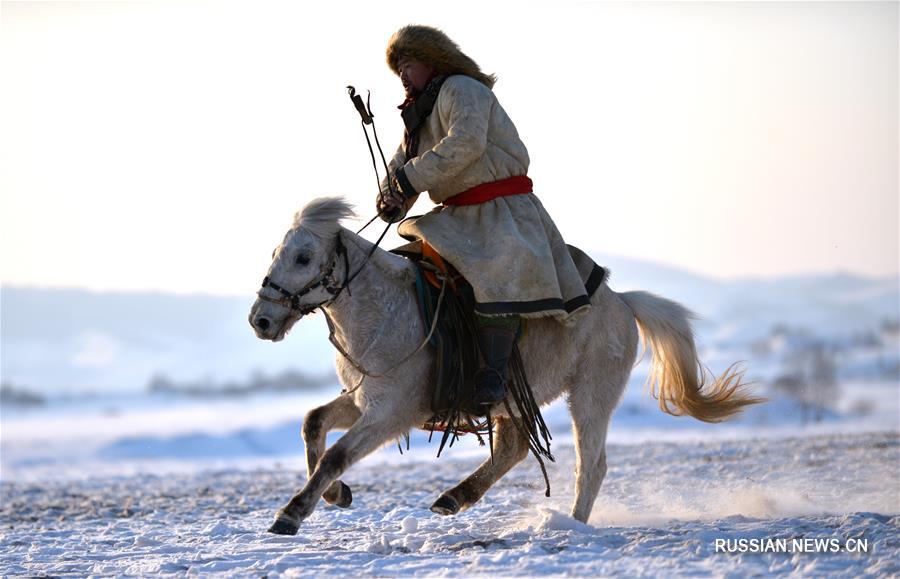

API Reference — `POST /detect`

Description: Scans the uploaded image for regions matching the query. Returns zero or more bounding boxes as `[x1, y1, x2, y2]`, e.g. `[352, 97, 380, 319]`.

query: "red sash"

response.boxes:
[442, 176, 533, 206]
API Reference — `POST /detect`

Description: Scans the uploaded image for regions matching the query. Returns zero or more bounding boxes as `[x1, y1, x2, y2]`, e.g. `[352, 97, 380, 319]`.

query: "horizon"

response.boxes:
[1, 1, 897, 295]
[3, 249, 899, 300]
[3, 245, 898, 396]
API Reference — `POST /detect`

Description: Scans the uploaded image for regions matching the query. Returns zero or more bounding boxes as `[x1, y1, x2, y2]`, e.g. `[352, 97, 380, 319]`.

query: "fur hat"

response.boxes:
[386, 25, 496, 89]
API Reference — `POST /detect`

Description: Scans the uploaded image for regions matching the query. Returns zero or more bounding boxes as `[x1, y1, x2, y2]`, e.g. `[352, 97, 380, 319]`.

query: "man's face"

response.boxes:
[398, 57, 435, 97]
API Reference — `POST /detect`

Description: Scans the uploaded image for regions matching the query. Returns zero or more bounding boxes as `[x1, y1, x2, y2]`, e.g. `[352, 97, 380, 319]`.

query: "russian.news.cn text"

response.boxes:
[714, 537, 869, 554]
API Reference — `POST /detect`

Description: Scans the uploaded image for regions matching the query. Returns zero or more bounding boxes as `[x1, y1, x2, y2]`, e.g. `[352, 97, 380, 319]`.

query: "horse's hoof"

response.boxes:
[322, 481, 353, 509]
[268, 516, 300, 536]
[324, 481, 353, 508]
[430, 494, 460, 516]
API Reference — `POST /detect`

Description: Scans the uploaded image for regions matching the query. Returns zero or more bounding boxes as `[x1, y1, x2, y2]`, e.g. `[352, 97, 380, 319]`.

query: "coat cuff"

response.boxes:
[394, 167, 417, 199]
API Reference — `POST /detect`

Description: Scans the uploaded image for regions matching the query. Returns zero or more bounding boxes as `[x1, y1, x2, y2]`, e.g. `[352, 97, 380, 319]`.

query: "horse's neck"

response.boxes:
[324, 229, 415, 355]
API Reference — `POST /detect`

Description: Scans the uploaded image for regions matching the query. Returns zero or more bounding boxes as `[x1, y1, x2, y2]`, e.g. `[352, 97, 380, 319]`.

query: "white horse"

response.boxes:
[249, 197, 761, 536]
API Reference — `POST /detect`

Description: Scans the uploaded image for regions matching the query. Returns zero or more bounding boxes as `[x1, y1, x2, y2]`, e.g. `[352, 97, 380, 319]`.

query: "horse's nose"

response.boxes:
[254, 316, 271, 332]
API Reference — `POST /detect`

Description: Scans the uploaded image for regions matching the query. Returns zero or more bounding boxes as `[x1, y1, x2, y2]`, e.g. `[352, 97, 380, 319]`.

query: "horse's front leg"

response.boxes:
[302, 395, 361, 508]
[269, 411, 406, 535]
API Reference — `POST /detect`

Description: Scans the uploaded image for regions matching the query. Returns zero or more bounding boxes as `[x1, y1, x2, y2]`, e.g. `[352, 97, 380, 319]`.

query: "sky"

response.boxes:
[1, 0, 897, 295]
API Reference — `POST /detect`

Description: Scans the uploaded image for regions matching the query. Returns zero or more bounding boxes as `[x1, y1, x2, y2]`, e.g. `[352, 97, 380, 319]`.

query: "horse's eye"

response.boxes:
[294, 253, 310, 266]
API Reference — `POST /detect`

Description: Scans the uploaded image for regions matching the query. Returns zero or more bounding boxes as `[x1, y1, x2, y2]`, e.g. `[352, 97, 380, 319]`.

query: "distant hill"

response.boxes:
[1, 287, 334, 394]
[593, 253, 898, 344]
[2, 254, 897, 395]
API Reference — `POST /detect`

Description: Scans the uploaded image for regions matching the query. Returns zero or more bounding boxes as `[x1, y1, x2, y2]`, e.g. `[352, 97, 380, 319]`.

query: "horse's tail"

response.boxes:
[619, 291, 764, 422]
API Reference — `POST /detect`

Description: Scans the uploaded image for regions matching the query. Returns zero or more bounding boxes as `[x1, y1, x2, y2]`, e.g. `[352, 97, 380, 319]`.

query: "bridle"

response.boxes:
[256, 211, 397, 318]
[257, 234, 351, 317]
[256, 228, 446, 387]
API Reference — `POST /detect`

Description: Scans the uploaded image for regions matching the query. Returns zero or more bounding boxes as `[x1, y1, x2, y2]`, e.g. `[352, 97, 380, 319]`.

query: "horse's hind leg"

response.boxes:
[567, 381, 619, 523]
[430, 416, 529, 515]
[301, 395, 361, 508]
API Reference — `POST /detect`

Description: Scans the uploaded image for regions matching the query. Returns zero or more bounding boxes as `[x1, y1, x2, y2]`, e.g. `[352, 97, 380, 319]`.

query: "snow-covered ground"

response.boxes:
[1, 427, 897, 577]
[1, 380, 898, 577]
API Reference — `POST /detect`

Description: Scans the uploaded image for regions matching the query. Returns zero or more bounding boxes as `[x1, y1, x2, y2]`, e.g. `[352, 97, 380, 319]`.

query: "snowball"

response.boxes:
[536, 509, 593, 534]
[133, 534, 162, 547]
[401, 516, 419, 533]
[202, 521, 231, 536]
[365, 535, 391, 553]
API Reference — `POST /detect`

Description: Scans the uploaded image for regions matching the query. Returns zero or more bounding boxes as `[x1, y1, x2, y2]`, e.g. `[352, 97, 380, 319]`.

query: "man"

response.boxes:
[378, 25, 590, 409]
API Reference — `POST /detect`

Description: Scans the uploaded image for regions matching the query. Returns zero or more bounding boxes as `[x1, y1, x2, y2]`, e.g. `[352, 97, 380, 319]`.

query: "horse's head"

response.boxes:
[249, 197, 356, 341]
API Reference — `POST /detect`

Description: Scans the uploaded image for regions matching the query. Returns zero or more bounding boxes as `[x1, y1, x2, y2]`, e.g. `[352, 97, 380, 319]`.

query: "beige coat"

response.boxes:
[383, 75, 591, 322]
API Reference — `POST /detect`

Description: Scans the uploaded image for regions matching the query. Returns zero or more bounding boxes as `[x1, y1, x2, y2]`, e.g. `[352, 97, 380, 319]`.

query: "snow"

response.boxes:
[1, 430, 896, 576]
[1, 377, 898, 576]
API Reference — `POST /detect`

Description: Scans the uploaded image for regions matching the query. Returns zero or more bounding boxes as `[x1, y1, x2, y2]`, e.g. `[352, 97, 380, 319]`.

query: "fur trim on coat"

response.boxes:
[386, 25, 496, 88]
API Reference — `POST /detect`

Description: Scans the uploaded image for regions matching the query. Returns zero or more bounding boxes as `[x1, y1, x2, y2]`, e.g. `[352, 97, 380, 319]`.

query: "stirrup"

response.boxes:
[472, 367, 507, 407]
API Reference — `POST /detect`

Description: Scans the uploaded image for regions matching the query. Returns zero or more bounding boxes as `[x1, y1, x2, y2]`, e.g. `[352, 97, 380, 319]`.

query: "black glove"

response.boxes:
[377, 189, 404, 221]
[376, 168, 416, 223]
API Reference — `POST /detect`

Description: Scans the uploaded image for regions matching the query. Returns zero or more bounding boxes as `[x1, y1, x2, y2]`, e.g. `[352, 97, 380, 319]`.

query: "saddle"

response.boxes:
[392, 241, 609, 474]
[414, 241, 484, 423]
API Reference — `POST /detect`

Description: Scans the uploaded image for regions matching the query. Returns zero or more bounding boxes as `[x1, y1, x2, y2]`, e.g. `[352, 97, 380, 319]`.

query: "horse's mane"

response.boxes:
[292, 195, 413, 283]
[293, 197, 356, 237]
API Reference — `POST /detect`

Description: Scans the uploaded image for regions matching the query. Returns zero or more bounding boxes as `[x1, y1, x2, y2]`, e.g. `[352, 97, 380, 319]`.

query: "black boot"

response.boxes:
[472, 320, 519, 410]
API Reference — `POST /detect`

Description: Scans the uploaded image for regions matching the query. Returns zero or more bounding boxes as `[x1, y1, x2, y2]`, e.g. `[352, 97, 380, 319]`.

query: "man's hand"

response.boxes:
[377, 185, 406, 221]
[377, 187, 405, 213]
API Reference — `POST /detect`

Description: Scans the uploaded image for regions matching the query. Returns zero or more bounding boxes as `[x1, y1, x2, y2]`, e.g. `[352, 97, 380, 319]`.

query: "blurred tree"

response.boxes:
[773, 343, 839, 424]
[0, 382, 45, 406]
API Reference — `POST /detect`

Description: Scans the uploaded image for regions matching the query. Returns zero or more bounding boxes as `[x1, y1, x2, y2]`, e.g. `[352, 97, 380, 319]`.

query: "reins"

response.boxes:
[336, 86, 398, 288]
[348, 86, 392, 230]
[258, 84, 444, 390]
[258, 85, 394, 313]
[329, 268, 448, 395]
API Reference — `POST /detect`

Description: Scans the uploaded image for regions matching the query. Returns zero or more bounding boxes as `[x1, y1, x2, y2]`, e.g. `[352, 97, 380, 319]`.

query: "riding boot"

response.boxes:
[471, 316, 520, 410]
